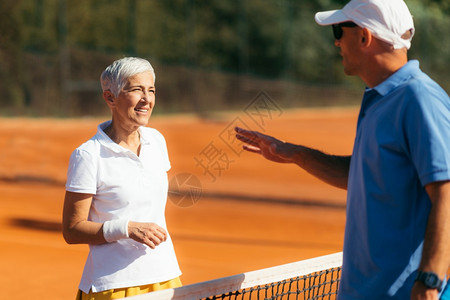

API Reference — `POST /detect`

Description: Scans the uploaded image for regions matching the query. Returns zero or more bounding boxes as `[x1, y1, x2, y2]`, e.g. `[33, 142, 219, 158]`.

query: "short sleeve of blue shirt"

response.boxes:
[402, 73, 450, 185]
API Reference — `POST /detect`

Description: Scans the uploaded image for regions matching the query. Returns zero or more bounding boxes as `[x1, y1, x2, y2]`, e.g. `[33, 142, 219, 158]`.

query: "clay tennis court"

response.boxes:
[0, 107, 358, 299]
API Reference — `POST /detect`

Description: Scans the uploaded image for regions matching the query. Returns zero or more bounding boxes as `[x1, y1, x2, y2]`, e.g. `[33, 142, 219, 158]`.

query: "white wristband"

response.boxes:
[103, 219, 129, 243]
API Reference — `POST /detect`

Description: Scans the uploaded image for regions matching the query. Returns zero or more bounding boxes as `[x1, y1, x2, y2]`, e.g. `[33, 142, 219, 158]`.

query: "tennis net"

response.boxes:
[130, 252, 342, 300]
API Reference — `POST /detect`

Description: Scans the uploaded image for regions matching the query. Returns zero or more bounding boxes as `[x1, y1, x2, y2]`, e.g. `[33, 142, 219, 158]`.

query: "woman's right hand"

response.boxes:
[128, 221, 167, 249]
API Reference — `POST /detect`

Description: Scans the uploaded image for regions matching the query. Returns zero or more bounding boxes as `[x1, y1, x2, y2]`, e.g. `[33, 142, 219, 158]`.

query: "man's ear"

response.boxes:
[103, 91, 115, 108]
[361, 28, 372, 47]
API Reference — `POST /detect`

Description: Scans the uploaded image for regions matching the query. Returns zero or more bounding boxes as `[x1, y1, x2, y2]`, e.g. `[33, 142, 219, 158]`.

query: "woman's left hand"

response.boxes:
[128, 221, 168, 249]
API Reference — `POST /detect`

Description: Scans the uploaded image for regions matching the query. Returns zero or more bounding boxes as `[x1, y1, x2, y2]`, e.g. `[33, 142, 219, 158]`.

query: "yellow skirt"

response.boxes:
[76, 277, 182, 300]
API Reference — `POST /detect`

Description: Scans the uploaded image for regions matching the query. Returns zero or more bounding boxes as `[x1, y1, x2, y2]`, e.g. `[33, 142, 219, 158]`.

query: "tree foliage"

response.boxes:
[0, 0, 448, 116]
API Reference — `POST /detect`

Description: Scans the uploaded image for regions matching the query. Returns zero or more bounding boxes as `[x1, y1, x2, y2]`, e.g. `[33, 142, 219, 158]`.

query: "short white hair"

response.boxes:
[100, 57, 156, 97]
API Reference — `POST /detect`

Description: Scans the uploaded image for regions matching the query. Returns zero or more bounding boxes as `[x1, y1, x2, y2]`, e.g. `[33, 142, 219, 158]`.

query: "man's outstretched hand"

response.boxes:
[235, 127, 294, 164]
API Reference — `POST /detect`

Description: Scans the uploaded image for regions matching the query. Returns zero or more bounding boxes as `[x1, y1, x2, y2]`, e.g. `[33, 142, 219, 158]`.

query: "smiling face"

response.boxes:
[105, 71, 155, 130]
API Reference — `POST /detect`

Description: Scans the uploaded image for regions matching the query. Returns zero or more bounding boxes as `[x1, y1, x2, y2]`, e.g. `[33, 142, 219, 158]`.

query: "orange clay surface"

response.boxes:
[0, 107, 359, 299]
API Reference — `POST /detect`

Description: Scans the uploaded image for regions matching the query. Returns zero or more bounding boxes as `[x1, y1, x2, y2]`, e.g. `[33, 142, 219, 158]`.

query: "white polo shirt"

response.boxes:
[66, 121, 181, 293]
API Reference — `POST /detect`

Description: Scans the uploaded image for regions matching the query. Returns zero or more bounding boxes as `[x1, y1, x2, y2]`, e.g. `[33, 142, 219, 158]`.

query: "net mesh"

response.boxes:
[130, 252, 342, 300]
[204, 267, 341, 300]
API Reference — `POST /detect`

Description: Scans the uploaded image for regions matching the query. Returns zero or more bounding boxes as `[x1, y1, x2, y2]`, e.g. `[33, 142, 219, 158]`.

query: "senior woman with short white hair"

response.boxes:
[63, 57, 182, 299]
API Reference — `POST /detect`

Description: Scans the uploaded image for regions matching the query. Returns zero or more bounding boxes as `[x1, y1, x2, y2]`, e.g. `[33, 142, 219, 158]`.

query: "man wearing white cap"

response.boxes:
[235, 0, 450, 299]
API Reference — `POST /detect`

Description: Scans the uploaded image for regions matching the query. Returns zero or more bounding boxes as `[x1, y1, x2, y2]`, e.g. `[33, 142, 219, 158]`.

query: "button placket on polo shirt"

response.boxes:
[124, 150, 147, 190]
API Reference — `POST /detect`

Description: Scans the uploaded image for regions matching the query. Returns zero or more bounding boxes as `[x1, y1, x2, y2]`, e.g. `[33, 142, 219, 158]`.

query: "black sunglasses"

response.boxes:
[332, 22, 358, 40]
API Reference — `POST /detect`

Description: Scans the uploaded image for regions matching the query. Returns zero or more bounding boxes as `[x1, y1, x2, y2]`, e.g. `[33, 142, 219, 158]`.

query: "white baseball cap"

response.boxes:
[315, 0, 415, 49]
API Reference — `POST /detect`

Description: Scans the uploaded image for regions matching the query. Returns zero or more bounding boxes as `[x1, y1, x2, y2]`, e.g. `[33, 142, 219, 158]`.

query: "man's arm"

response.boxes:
[235, 127, 351, 189]
[411, 180, 450, 300]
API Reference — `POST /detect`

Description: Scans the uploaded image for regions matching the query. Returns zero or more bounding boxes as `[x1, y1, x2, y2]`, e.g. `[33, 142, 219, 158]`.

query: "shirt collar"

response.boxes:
[138, 127, 152, 145]
[95, 120, 150, 153]
[372, 60, 419, 96]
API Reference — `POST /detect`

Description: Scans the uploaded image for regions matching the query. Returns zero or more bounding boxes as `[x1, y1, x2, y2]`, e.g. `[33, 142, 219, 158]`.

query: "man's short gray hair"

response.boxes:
[100, 57, 156, 97]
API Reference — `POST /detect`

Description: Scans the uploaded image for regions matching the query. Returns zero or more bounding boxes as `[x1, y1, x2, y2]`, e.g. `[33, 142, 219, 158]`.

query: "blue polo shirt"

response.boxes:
[338, 60, 450, 299]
